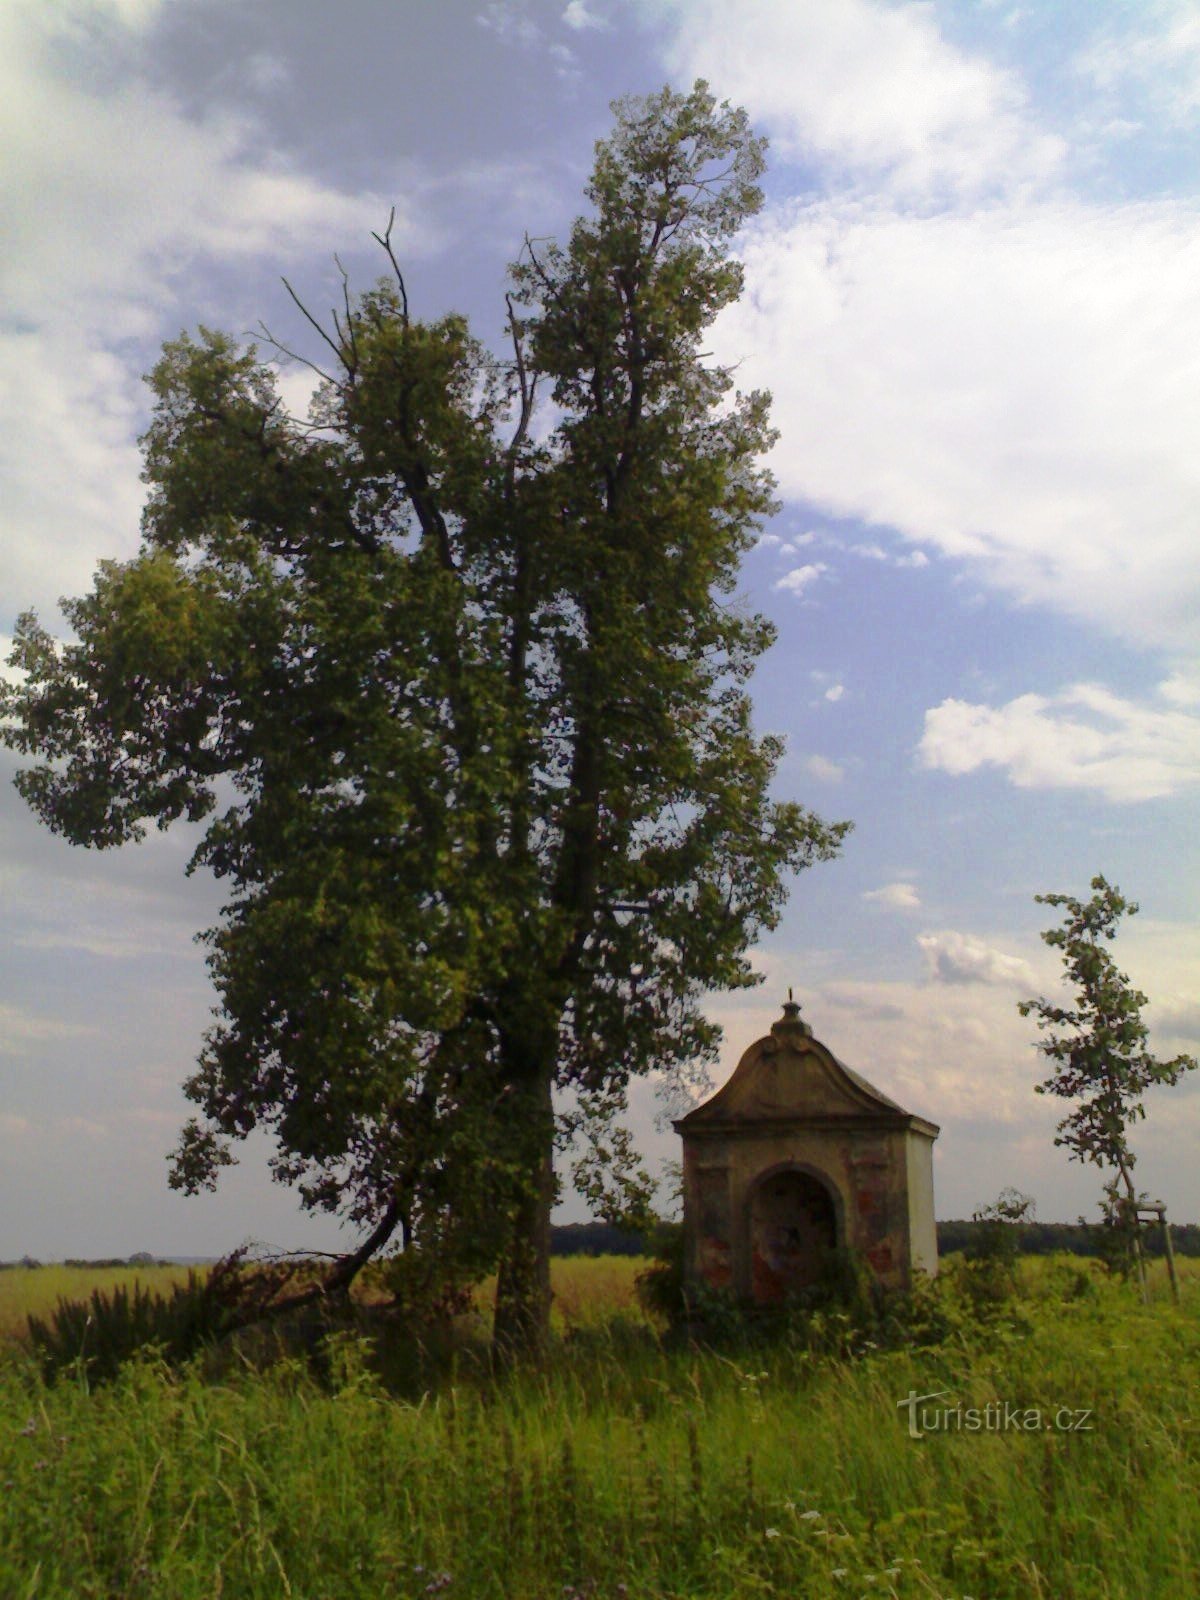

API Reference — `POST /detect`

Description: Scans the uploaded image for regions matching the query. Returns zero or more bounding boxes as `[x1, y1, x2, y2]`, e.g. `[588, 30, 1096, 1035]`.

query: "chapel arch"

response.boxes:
[748, 1163, 839, 1303]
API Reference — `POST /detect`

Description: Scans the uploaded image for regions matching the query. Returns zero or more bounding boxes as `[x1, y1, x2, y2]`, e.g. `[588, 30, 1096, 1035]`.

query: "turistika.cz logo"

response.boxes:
[896, 1389, 1094, 1440]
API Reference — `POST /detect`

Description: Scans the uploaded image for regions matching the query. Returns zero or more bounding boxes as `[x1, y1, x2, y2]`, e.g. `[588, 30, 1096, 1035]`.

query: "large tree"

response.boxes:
[2, 83, 847, 1352]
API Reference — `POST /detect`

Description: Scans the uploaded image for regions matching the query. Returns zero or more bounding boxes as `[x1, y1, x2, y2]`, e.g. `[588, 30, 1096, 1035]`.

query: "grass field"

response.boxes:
[0, 1255, 1196, 1598]
[0, 1265, 196, 1343]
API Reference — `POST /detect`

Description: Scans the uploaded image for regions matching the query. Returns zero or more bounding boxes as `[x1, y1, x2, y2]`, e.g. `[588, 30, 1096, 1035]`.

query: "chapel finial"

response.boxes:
[775, 988, 811, 1034]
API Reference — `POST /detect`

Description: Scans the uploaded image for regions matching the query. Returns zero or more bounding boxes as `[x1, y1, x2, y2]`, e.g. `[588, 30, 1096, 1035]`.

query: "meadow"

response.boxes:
[0, 1254, 1196, 1599]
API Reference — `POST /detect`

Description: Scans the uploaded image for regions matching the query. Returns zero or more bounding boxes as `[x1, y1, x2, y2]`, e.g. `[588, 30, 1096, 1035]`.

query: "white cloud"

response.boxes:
[918, 930, 1034, 988]
[1160, 669, 1200, 707]
[773, 562, 827, 597]
[0, 1003, 94, 1053]
[0, 4, 397, 627]
[817, 976, 1035, 1122]
[1076, 5, 1200, 127]
[713, 196, 1200, 651]
[243, 53, 290, 93]
[849, 540, 929, 570]
[700, 924, 1200, 1219]
[863, 881, 921, 912]
[478, 2, 541, 46]
[1156, 996, 1200, 1045]
[658, 0, 1063, 198]
[563, 0, 606, 30]
[36, 0, 167, 35]
[919, 681, 1200, 803]
[805, 754, 844, 784]
[824, 683, 845, 703]
[642, 0, 1200, 651]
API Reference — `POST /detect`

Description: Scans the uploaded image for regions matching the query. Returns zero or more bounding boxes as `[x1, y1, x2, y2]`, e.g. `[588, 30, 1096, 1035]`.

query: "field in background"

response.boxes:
[0, 1263, 196, 1342]
[1, 1255, 1197, 1597]
[0, 1254, 655, 1345]
[5, 1251, 1190, 1342]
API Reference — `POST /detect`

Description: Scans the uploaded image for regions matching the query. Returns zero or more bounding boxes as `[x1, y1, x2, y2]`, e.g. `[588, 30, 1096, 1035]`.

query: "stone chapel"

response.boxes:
[675, 995, 939, 1300]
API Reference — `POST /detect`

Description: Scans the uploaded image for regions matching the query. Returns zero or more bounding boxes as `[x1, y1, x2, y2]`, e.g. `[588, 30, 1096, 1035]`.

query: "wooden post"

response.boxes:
[1126, 1197, 1149, 1304]
[1150, 1202, 1180, 1306]
[1135, 1202, 1180, 1306]
[1161, 1216, 1181, 1305]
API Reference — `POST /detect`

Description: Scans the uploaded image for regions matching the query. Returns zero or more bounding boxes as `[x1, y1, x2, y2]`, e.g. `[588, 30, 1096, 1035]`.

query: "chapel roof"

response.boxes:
[674, 995, 939, 1138]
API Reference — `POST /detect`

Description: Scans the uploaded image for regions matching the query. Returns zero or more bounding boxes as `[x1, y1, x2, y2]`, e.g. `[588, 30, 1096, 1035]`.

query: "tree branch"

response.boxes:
[371, 207, 409, 326]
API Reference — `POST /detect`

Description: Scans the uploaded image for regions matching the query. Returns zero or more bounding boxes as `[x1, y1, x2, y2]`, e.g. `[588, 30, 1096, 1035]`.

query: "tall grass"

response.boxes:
[0, 1264, 193, 1342]
[0, 1257, 1196, 1598]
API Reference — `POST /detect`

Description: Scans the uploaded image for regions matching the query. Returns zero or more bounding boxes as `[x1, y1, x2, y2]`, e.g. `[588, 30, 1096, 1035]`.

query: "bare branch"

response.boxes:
[280, 276, 348, 374]
[503, 293, 537, 504]
[334, 253, 360, 375]
[371, 207, 409, 326]
[255, 320, 338, 390]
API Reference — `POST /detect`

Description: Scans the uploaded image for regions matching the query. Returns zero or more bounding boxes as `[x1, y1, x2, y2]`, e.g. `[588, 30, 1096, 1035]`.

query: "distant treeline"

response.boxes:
[937, 1219, 1200, 1258]
[549, 1223, 649, 1256]
[5, 1220, 1198, 1270]
[547, 1219, 1200, 1259]
[0, 1253, 163, 1271]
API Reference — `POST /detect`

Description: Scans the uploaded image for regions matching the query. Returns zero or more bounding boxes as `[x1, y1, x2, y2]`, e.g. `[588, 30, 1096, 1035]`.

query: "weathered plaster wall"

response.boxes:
[677, 1006, 940, 1300]
[905, 1130, 939, 1278]
[683, 1124, 924, 1294]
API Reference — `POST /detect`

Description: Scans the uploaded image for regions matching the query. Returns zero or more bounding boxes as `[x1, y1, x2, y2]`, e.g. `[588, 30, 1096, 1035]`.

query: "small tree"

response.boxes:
[1019, 875, 1195, 1274]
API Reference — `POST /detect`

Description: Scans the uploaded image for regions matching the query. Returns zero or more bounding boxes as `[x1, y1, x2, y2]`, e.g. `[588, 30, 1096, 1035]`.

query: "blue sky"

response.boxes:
[1, 0, 1198, 1258]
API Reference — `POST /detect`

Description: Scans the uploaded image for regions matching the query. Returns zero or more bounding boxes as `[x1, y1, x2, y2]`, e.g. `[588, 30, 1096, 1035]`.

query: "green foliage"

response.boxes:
[637, 1228, 904, 1355]
[1019, 875, 1196, 1251]
[954, 1188, 1037, 1314]
[25, 1270, 231, 1385]
[1, 82, 848, 1347]
[633, 1219, 687, 1323]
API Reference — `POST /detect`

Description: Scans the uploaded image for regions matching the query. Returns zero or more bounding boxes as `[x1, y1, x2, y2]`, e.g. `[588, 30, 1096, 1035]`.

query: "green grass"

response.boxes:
[0, 1256, 1197, 1598]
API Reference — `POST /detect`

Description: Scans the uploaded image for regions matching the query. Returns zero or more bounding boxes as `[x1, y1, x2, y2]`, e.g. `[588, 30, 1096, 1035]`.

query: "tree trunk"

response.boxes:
[492, 1054, 556, 1362]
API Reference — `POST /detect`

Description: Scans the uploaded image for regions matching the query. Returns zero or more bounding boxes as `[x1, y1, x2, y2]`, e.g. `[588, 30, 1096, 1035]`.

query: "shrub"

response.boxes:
[25, 1265, 236, 1384]
[954, 1188, 1035, 1316]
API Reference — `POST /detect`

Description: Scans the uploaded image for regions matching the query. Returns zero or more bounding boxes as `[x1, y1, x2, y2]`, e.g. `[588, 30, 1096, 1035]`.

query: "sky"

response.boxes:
[1, 0, 1198, 1260]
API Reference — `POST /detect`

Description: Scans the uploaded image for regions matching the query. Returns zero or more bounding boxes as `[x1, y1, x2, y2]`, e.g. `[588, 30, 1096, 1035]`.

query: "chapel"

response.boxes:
[674, 995, 939, 1299]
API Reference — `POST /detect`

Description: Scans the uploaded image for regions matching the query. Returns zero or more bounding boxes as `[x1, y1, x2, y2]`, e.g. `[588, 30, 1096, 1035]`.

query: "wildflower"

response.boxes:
[765, 1527, 780, 1540]
[19, 1419, 36, 1437]
[831, 1571, 848, 1581]
[800, 1509, 822, 1520]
